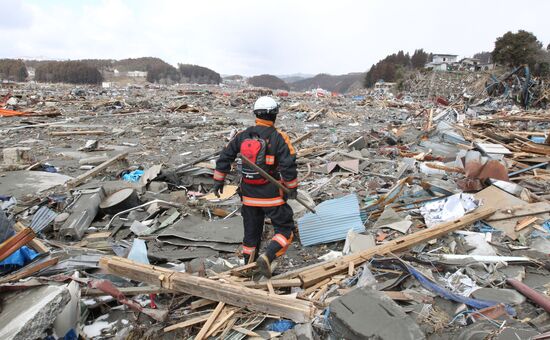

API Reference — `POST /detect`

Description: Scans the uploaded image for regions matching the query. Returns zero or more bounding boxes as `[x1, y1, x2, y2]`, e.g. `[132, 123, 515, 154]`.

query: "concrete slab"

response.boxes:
[0, 171, 73, 200]
[159, 215, 243, 244]
[471, 288, 526, 305]
[0, 285, 70, 340]
[329, 287, 425, 340]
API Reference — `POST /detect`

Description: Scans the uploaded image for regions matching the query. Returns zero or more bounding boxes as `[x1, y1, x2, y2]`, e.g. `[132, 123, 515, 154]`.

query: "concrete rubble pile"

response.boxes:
[0, 79, 549, 339]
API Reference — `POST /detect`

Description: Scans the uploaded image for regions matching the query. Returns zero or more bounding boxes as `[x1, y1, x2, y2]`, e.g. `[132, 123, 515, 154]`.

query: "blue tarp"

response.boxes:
[0, 246, 39, 274]
[122, 169, 144, 182]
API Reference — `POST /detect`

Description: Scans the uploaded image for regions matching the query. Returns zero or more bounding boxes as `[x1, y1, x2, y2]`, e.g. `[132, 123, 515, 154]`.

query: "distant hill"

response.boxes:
[24, 57, 221, 85]
[248, 74, 290, 91]
[278, 73, 314, 84]
[290, 73, 365, 93]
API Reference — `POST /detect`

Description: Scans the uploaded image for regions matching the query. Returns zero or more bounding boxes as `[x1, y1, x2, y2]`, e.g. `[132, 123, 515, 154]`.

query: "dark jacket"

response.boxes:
[213, 118, 297, 207]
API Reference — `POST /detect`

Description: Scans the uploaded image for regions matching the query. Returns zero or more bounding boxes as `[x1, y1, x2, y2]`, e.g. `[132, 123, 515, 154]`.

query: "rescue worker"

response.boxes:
[212, 96, 298, 278]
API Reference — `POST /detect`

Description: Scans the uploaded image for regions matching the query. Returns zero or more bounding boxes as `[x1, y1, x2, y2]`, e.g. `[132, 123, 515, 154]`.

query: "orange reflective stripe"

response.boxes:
[242, 245, 256, 254]
[275, 233, 293, 257]
[272, 234, 289, 248]
[276, 129, 296, 155]
[284, 178, 298, 188]
[255, 118, 274, 127]
[213, 170, 226, 181]
[266, 155, 275, 165]
[242, 196, 285, 207]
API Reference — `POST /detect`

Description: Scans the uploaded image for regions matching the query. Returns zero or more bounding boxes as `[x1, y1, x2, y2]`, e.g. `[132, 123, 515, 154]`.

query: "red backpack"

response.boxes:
[240, 130, 275, 185]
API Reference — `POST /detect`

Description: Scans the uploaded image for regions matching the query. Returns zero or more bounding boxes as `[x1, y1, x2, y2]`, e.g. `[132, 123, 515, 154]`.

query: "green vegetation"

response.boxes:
[364, 49, 428, 88]
[0, 59, 28, 82]
[35, 61, 102, 84]
[492, 30, 549, 76]
[248, 74, 289, 91]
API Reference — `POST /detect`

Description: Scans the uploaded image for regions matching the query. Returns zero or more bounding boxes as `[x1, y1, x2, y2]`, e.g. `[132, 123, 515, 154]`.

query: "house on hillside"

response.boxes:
[127, 71, 147, 78]
[426, 54, 458, 71]
[374, 81, 395, 94]
[459, 57, 494, 71]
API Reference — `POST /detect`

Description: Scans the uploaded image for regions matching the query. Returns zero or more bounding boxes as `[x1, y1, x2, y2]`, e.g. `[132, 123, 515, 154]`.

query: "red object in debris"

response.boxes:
[87, 279, 167, 321]
[0, 108, 30, 117]
[468, 303, 509, 321]
[477, 160, 509, 181]
[435, 97, 449, 106]
[277, 91, 289, 97]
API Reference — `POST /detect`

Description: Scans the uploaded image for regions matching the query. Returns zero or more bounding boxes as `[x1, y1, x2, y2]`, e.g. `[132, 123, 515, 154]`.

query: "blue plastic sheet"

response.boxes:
[405, 264, 516, 316]
[267, 319, 295, 332]
[0, 246, 39, 274]
[530, 136, 546, 144]
[122, 169, 144, 182]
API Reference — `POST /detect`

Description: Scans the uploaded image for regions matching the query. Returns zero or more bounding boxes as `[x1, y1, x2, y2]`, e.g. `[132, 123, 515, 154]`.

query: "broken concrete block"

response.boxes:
[471, 288, 526, 306]
[0, 285, 70, 340]
[329, 287, 425, 340]
[2, 147, 32, 165]
[79, 155, 109, 165]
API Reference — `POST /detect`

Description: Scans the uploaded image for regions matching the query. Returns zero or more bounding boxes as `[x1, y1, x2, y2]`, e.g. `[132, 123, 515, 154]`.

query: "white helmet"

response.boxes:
[253, 96, 279, 116]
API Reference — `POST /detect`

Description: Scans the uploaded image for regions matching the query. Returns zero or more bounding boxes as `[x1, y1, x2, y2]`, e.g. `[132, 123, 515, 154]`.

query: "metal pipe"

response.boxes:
[507, 278, 550, 313]
[508, 162, 549, 177]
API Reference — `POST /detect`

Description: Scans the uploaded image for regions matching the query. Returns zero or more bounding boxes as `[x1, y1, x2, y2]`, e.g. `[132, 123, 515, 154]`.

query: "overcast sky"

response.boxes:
[1, 0, 549, 76]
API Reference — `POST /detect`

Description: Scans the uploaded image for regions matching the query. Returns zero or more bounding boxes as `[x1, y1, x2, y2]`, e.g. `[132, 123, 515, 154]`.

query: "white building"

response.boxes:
[426, 54, 458, 71]
[127, 71, 147, 78]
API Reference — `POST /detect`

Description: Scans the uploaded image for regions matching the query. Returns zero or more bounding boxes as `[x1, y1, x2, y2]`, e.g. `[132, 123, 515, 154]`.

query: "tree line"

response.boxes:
[364, 49, 429, 87]
[146, 62, 222, 84]
[0, 59, 28, 82]
[35, 61, 103, 84]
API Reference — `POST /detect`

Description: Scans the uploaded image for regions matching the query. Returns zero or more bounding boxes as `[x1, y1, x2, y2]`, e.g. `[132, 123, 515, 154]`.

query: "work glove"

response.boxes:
[212, 181, 225, 198]
[285, 187, 298, 200]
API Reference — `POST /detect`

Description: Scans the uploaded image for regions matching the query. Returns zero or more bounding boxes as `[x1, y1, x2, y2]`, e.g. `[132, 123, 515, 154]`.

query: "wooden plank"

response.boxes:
[266, 281, 275, 295]
[0, 257, 58, 284]
[515, 216, 539, 231]
[297, 207, 495, 287]
[242, 279, 301, 289]
[99, 256, 316, 322]
[13, 222, 49, 253]
[50, 130, 106, 136]
[487, 202, 550, 221]
[66, 152, 128, 187]
[191, 298, 216, 310]
[163, 314, 210, 333]
[205, 308, 237, 338]
[196, 302, 225, 340]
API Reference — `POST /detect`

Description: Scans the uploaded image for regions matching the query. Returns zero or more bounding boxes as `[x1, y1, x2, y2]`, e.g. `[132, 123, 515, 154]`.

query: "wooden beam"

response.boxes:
[191, 298, 216, 310]
[83, 285, 171, 297]
[99, 256, 316, 322]
[515, 216, 539, 232]
[487, 202, 550, 221]
[296, 207, 496, 287]
[13, 222, 49, 253]
[66, 152, 128, 187]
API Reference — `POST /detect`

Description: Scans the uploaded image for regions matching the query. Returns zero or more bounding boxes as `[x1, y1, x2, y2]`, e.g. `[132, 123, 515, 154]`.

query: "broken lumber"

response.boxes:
[83, 285, 170, 297]
[66, 152, 128, 187]
[196, 302, 225, 340]
[164, 314, 210, 333]
[99, 256, 316, 322]
[50, 130, 106, 136]
[296, 207, 495, 287]
[13, 222, 49, 253]
[487, 202, 550, 221]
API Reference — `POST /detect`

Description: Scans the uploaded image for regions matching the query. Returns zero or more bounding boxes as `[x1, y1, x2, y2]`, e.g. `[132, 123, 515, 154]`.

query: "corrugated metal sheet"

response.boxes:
[298, 194, 364, 246]
[31, 206, 58, 233]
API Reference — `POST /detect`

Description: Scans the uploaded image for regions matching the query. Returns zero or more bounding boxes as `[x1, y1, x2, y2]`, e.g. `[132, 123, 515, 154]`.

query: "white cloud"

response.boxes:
[1, 0, 549, 75]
